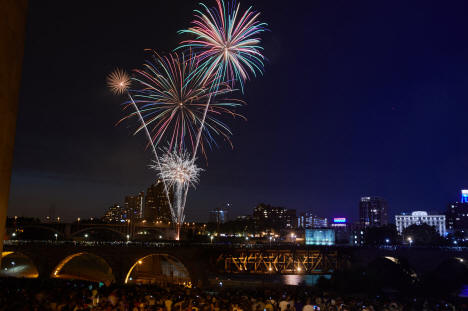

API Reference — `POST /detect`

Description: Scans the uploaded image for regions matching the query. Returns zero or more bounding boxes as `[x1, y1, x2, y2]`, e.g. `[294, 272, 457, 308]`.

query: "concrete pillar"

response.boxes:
[0, 0, 28, 266]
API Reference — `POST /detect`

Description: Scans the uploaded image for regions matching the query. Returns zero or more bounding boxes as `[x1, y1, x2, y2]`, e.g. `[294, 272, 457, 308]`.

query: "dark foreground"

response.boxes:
[0, 278, 466, 311]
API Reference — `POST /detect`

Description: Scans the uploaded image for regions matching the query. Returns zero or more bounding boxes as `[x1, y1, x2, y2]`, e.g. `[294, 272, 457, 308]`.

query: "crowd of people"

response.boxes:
[0, 278, 465, 311]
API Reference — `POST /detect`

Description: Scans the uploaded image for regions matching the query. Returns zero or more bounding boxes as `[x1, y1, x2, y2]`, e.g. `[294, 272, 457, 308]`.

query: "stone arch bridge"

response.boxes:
[3, 242, 468, 286]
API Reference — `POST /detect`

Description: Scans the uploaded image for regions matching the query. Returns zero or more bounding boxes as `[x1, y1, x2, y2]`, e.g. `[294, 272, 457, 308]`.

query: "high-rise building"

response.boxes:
[446, 190, 468, 233]
[209, 204, 229, 224]
[103, 204, 125, 223]
[253, 203, 296, 229]
[359, 196, 388, 227]
[395, 211, 446, 236]
[144, 180, 172, 223]
[124, 192, 144, 221]
[297, 211, 327, 228]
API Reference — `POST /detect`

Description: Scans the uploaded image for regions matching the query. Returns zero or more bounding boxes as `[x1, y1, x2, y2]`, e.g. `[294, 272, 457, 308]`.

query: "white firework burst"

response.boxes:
[152, 150, 202, 188]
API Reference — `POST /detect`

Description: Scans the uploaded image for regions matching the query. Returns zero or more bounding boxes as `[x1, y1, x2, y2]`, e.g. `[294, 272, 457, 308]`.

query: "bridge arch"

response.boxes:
[0, 251, 39, 278]
[125, 253, 192, 287]
[52, 251, 115, 283]
[70, 227, 126, 241]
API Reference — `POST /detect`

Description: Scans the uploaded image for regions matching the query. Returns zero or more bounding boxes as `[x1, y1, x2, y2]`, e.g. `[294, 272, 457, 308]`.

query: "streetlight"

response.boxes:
[126, 234, 130, 241]
[269, 236, 273, 246]
[385, 238, 390, 245]
[407, 237, 413, 247]
[210, 235, 214, 244]
[84, 233, 89, 239]
[54, 233, 58, 241]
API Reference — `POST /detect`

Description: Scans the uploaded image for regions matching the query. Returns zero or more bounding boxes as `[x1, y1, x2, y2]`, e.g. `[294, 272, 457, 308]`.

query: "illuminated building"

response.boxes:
[297, 212, 327, 228]
[462, 190, 468, 203]
[395, 211, 446, 236]
[124, 192, 144, 220]
[305, 229, 335, 245]
[209, 204, 229, 224]
[253, 204, 296, 229]
[103, 204, 125, 223]
[359, 196, 388, 227]
[144, 180, 172, 223]
[446, 190, 468, 233]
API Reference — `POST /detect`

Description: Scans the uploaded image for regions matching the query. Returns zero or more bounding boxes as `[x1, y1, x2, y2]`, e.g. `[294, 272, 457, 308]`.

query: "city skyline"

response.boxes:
[7, 0, 468, 222]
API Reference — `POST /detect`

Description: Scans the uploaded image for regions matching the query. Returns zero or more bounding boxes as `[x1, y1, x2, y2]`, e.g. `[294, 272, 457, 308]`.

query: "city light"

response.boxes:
[333, 218, 347, 223]
[462, 190, 468, 203]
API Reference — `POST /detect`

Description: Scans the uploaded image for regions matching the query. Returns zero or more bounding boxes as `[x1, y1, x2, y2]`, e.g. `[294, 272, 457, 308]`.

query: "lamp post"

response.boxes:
[407, 237, 413, 247]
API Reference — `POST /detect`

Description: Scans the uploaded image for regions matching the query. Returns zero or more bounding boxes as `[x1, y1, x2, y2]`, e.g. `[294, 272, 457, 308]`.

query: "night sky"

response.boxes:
[8, 0, 468, 222]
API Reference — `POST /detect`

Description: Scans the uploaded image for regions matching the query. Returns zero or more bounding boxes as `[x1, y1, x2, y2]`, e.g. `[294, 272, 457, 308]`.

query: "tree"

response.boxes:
[364, 224, 399, 245]
[402, 223, 443, 246]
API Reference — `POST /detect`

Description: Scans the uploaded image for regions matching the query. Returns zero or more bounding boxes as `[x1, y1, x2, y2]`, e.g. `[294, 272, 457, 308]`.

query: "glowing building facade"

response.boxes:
[395, 211, 446, 236]
[305, 229, 335, 245]
[297, 211, 327, 228]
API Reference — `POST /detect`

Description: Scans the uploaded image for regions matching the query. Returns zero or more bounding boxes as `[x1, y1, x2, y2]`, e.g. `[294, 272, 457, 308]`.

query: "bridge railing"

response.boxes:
[4, 240, 468, 252]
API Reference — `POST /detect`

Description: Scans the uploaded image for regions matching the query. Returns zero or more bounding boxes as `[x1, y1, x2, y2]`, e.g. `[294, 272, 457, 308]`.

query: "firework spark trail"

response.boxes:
[126, 93, 176, 221]
[108, 69, 176, 221]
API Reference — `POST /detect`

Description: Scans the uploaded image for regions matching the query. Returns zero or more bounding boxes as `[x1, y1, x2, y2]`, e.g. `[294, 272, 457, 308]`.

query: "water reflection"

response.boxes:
[281, 274, 331, 286]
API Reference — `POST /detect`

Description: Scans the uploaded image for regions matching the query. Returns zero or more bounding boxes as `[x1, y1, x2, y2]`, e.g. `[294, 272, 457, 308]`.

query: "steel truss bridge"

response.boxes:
[219, 249, 338, 274]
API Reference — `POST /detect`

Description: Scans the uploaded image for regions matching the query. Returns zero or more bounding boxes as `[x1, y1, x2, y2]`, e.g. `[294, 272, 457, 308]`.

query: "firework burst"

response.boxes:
[178, 0, 268, 91]
[107, 69, 131, 95]
[151, 149, 203, 238]
[121, 50, 245, 157]
[153, 149, 203, 189]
